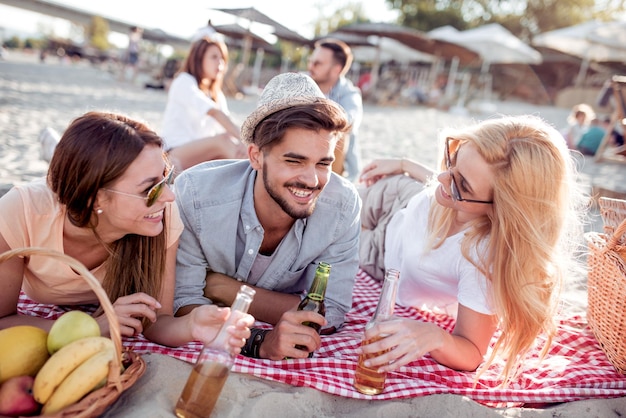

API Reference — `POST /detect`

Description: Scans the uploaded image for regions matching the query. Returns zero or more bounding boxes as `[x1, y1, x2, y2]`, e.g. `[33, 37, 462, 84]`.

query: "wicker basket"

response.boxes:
[0, 247, 147, 417]
[586, 199, 626, 374]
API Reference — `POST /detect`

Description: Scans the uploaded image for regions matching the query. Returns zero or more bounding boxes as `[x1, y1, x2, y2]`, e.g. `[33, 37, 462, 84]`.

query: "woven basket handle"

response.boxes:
[607, 218, 626, 250]
[0, 247, 123, 384]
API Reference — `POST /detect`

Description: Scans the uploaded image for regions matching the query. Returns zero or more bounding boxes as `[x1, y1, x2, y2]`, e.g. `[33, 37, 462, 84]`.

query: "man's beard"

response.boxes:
[262, 161, 319, 219]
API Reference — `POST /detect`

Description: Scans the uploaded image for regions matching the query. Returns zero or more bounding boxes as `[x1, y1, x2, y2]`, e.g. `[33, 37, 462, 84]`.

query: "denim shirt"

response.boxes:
[173, 160, 361, 329]
[328, 76, 363, 181]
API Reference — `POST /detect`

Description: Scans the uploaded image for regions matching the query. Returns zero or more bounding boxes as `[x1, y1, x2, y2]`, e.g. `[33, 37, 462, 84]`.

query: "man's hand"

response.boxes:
[259, 310, 327, 360]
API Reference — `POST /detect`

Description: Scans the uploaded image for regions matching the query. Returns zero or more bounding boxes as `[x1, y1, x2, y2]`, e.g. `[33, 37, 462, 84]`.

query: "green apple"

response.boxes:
[47, 311, 101, 354]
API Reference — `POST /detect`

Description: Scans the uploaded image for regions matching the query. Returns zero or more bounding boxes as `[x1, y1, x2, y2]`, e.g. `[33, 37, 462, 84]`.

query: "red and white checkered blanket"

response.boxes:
[18, 270, 626, 407]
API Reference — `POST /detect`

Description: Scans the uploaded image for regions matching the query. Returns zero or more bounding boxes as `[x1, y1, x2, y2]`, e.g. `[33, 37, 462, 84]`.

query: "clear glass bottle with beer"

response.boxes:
[175, 285, 256, 418]
[295, 261, 330, 356]
[353, 268, 400, 395]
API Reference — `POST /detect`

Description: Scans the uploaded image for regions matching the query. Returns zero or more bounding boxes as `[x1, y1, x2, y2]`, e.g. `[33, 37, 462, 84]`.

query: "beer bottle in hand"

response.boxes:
[175, 285, 255, 418]
[353, 268, 400, 395]
[295, 261, 330, 356]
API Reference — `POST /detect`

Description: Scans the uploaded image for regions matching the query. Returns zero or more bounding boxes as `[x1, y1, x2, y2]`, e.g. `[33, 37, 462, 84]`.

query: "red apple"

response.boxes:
[0, 375, 41, 416]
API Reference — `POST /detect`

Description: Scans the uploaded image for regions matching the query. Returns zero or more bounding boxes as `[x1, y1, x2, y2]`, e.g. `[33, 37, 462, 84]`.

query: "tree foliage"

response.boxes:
[87, 16, 110, 51]
[313, 1, 370, 36]
[384, 0, 626, 37]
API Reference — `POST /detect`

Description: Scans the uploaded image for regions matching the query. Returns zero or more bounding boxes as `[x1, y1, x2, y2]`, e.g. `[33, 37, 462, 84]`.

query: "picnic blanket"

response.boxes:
[18, 270, 626, 408]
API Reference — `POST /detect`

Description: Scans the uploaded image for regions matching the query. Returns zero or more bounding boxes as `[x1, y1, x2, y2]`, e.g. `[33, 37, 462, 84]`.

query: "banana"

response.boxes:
[33, 336, 114, 404]
[42, 346, 115, 415]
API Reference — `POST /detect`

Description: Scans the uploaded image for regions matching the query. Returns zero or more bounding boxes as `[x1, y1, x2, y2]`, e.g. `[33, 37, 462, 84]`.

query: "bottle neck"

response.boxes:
[370, 269, 400, 322]
[308, 264, 330, 300]
[202, 285, 255, 357]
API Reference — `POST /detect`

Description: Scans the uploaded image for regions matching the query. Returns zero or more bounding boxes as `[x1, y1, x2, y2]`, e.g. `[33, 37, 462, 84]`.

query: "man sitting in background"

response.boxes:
[307, 38, 363, 182]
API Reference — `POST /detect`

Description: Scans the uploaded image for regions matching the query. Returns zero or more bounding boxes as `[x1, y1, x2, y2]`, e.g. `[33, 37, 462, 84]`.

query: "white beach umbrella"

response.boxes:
[429, 23, 543, 66]
[429, 23, 542, 104]
[352, 37, 436, 64]
[532, 20, 626, 86]
[587, 20, 626, 56]
[532, 20, 626, 63]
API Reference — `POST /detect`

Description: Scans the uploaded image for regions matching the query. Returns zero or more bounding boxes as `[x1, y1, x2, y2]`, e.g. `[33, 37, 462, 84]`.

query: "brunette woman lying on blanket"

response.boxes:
[357, 114, 586, 384]
[0, 111, 252, 353]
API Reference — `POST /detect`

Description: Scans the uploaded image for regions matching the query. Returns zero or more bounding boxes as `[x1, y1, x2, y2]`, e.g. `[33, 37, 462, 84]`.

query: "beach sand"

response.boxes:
[1, 51, 625, 417]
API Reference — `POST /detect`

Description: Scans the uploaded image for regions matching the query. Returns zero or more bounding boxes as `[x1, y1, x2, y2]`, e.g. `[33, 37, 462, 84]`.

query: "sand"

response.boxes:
[1, 50, 625, 417]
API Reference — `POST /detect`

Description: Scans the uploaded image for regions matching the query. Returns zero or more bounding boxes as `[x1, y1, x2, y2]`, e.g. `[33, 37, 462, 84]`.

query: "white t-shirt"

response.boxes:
[161, 72, 229, 150]
[384, 189, 494, 317]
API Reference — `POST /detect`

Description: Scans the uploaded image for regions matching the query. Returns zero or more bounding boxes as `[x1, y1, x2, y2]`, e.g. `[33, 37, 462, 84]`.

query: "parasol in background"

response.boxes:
[209, 7, 310, 92]
[429, 23, 542, 66]
[532, 20, 626, 86]
[319, 31, 435, 64]
[532, 20, 626, 63]
[211, 23, 277, 52]
[429, 23, 542, 104]
[335, 22, 479, 65]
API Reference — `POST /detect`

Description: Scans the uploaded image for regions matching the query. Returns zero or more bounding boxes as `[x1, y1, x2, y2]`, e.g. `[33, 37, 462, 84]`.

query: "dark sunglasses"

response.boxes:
[104, 165, 174, 207]
[445, 138, 493, 204]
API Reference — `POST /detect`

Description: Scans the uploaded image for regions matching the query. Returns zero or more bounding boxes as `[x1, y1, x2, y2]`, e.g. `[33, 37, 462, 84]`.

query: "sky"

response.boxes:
[0, 0, 399, 47]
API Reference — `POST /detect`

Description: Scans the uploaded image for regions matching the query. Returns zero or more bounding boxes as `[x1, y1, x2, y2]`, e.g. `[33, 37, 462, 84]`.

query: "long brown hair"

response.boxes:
[48, 112, 169, 323]
[179, 36, 228, 101]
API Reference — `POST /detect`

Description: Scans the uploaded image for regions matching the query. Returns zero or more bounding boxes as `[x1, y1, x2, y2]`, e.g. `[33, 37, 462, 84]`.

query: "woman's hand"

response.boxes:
[359, 158, 404, 187]
[359, 318, 444, 372]
[188, 304, 254, 356]
[95, 292, 161, 337]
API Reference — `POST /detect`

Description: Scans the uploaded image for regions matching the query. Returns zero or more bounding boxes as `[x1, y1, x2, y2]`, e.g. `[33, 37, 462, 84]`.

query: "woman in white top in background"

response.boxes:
[161, 36, 246, 172]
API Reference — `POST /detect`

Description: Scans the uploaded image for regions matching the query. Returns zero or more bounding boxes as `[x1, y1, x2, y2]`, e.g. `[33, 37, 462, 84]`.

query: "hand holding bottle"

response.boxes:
[359, 317, 446, 373]
[256, 310, 326, 360]
[294, 261, 330, 357]
[354, 268, 400, 395]
[187, 304, 253, 355]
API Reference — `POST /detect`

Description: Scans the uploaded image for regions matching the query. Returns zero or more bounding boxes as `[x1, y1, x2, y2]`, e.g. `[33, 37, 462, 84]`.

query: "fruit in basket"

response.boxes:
[41, 345, 115, 415]
[0, 375, 41, 417]
[47, 310, 101, 354]
[33, 336, 114, 404]
[0, 325, 50, 384]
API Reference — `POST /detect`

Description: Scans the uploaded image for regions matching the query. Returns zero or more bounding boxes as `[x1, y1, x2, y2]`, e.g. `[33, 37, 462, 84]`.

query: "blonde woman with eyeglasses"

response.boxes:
[0, 111, 252, 354]
[357, 114, 586, 385]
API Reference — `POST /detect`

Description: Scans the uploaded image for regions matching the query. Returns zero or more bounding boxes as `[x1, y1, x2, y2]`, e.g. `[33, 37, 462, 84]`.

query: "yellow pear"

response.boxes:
[47, 311, 101, 354]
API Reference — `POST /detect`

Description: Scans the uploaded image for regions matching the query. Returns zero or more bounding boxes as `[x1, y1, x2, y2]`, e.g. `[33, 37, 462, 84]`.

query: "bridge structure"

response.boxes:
[0, 0, 191, 49]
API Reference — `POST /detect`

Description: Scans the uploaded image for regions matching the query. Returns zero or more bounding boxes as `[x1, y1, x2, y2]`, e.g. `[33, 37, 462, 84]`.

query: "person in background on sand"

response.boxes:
[0, 111, 252, 354]
[577, 116, 610, 156]
[357, 115, 586, 384]
[307, 38, 363, 182]
[161, 35, 246, 173]
[563, 103, 595, 149]
[173, 73, 361, 360]
[119, 26, 143, 83]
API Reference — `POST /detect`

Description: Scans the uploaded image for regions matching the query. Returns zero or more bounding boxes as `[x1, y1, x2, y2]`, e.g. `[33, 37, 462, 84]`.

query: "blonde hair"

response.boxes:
[427, 114, 587, 384]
